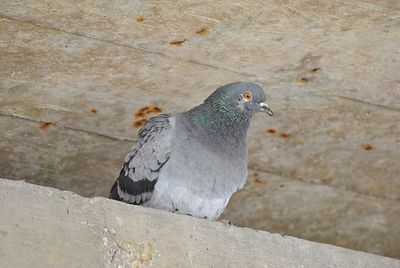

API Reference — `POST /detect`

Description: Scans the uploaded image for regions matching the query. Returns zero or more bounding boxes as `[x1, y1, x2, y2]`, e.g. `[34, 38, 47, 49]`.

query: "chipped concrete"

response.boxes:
[1, 179, 399, 268]
[0, 0, 399, 259]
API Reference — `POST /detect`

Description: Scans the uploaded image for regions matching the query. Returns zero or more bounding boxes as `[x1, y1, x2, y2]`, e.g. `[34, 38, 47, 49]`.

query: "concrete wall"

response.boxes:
[1, 0, 399, 258]
[0, 179, 399, 268]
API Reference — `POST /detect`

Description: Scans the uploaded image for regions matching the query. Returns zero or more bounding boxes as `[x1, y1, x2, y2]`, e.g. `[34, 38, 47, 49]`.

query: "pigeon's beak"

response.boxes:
[258, 102, 273, 117]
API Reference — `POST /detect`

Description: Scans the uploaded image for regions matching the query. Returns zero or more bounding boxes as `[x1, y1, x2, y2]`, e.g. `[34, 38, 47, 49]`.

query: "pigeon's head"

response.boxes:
[205, 82, 273, 118]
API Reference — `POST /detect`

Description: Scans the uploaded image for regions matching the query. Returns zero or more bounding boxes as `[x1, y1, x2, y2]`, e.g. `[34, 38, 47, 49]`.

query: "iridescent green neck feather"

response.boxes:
[184, 95, 250, 148]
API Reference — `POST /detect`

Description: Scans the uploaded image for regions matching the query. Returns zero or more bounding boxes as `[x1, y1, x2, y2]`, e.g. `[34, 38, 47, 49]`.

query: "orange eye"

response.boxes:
[243, 91, 252, 101]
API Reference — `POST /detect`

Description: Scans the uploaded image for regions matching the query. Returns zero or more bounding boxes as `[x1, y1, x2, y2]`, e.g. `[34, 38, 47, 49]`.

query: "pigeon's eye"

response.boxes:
[243, 91, 252, 101]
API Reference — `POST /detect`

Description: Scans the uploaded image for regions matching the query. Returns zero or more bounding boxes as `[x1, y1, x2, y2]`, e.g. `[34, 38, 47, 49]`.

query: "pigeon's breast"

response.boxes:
[173, 118, 248, 194]
[145, 118, 248, 220]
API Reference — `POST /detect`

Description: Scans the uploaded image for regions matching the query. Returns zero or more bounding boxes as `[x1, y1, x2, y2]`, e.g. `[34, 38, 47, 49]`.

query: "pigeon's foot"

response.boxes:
[218, 219, 233, 225]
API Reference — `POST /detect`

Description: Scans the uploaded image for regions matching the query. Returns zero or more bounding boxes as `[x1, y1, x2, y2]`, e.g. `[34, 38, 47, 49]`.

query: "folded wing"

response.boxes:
[110, 113, 173, 204]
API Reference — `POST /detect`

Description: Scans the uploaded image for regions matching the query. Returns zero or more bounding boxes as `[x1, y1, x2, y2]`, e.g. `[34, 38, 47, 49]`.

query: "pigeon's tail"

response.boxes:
[109, 169, 157, 205]
[109, 180, 123, 201]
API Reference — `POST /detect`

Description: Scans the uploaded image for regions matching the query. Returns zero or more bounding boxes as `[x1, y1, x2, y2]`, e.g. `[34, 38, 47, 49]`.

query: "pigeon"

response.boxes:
[110, 81, 273, 220]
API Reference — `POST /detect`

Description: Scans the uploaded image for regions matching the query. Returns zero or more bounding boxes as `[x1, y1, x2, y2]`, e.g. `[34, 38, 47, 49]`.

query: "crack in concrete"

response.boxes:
[110, 249, 117, 264]
[248, 166, 399, 202]
[327, 95, 400, 113]
[0, 112, 134, 143]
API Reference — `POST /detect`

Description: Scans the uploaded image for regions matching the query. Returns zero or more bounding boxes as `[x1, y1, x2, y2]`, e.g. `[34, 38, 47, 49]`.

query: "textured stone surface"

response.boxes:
[1, 115, 399, 257]
[0, 179, 399, 268]
[1, 15, 400, 200]
[223, 170, 400, 258]
[1, 0, 399, 107]
[1, 0, 400, 259]
[0, 115, 124, 197]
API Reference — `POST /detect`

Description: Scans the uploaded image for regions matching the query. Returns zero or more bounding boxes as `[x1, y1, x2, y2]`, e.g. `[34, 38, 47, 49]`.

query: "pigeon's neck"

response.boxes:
[183, 98, 250, 148]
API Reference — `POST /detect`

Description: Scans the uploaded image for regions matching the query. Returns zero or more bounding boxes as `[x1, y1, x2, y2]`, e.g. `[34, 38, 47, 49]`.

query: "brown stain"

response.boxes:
[196, 27, 208, 35]
[39, 122, 52, 130]
[134, 105, 162, 118]
[135, 111, 146, 118]
[136, 17, 145, 23]
[266, 128, 276, 134]
[363, 144, 374, 151]
[311, 67, 320, 73]
[299, 77, 310, 84]
[133, 119, 147, 128]
[253, 171, 259, 177]
[145, 106, 161, 114]
[321, 177, 334, 184]
[254, 178, 265, 184]
[169, 39, 186, 46]
[279, 132, 290, 138]
[90, 108, 98, 114]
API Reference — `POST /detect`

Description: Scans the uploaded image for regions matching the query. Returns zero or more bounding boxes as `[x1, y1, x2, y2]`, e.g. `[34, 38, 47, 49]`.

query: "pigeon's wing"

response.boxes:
[109, 113, 174, 204]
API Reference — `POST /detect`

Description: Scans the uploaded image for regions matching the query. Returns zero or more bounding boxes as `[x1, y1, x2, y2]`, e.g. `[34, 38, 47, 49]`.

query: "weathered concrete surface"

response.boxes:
[1, 1, 400, 200]
[0, 179, 399, 268]
[1, 0, 399, 107]
[223, 170, 400, 258]
[1, 0, 400, 259]
[1, 115, 399, 258]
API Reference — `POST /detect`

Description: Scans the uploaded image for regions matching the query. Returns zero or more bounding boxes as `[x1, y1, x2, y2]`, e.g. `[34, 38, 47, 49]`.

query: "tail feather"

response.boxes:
[109, 180, 123, 201]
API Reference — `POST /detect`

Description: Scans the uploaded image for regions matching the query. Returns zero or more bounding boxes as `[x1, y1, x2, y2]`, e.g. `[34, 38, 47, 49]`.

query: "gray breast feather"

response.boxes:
[109, 113, 173, 204]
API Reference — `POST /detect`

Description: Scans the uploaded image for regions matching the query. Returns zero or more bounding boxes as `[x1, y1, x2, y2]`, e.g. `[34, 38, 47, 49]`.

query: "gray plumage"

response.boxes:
[110, 81, 273, 220]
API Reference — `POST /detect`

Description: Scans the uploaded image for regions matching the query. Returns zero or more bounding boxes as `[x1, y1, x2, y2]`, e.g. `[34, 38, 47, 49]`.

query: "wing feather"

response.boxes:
[109, 113, 173, 204]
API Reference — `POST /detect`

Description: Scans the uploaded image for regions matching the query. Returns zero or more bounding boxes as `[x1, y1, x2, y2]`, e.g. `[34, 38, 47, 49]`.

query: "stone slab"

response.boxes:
[0, 179, 399, 268]
[223, 169, 400, 258]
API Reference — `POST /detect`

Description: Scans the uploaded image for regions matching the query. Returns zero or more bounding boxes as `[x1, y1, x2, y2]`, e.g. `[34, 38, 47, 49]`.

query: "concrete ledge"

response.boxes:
[0, 179, 398, 268]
